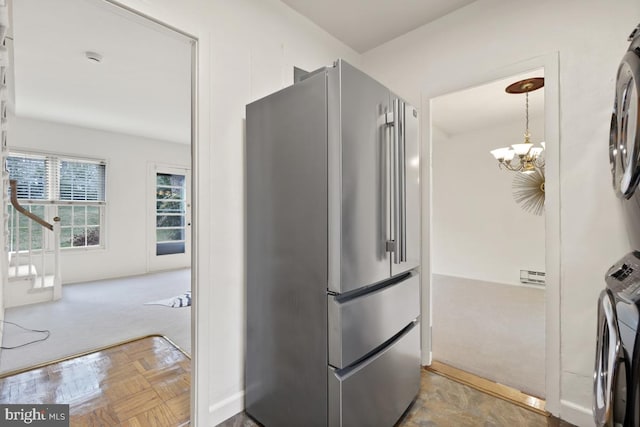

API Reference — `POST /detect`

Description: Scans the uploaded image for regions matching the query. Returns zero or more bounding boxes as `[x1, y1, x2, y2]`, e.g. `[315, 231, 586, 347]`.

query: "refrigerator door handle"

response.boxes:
[385, 108, 396, 255]
[399, 101, 407, 263]
[392, 99, 401, 264]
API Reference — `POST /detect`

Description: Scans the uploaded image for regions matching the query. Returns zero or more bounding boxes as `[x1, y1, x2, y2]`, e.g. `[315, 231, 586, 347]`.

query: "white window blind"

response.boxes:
[5, 154, 49, 200]
[59, 159, 106, 202]
[5, 153, 106, 203]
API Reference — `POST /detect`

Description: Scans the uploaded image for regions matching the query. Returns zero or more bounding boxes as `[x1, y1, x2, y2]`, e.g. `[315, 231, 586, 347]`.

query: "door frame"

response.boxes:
[102, 1, 211, 425]
[421, 52, 561, 414]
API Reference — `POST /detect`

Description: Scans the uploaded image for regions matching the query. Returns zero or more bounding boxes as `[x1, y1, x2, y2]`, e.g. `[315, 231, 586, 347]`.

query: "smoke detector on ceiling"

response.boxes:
[85, 51, 103, 63]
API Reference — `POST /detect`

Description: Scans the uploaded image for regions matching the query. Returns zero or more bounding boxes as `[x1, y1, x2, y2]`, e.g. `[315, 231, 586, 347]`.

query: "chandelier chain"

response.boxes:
[525, 91, 529, 136]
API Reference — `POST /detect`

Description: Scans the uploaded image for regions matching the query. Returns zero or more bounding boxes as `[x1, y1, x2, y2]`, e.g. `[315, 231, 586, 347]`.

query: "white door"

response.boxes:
[148, 164, 191, 272]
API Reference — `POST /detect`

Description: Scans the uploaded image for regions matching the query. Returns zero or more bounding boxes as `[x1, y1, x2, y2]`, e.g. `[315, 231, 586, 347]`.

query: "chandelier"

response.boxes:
[490, 77, 545, 173]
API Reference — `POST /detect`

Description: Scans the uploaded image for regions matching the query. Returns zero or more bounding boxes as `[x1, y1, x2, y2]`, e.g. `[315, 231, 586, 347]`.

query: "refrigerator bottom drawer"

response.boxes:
[328, 271, 420, 369]
[328, 322, 420, 427]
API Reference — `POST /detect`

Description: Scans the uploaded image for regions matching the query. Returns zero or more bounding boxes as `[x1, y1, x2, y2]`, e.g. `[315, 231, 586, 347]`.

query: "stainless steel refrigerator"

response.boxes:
[246, 59, 421, 427]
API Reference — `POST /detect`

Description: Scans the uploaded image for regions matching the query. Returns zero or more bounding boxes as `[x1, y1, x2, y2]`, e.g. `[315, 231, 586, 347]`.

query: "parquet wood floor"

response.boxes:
[0, 336, 190, 427]
[0, 337, 575, 427]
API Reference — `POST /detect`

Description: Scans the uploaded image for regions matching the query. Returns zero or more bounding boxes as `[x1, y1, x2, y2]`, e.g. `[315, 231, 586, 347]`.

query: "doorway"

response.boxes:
[422, 53, 561, 411]
[429, 69, 546, 397]
[1, 0, 198, 419]
[149, 165, 192, 272]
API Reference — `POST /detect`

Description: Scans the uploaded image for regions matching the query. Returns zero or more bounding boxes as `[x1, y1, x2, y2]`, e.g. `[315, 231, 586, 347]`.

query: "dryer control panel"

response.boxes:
[607, 251, 640, 302]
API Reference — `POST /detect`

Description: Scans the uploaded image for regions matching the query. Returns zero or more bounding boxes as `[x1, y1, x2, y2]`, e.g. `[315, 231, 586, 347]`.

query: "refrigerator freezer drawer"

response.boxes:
[328, 272, 420, 368]
[328, 322, 420, 427]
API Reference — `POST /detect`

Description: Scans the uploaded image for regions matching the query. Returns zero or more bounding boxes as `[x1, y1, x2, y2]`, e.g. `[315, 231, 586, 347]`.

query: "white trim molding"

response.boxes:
[101, 1, 212, 426]
[210, 391, 245, 426]
[560, 399, 593, 427]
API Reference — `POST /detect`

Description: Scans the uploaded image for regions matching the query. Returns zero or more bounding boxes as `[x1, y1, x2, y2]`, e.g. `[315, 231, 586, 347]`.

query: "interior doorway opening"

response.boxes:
[0, 0, 198, 422]
[428, 68, 547, 399]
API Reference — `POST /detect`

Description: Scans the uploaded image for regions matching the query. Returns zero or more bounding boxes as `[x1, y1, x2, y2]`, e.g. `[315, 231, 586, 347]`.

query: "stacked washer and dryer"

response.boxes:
[594, 23, 640, 427]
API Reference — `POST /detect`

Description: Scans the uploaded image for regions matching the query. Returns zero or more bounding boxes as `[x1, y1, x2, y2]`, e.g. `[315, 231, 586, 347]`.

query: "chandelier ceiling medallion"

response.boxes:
[490, 77, 545, 174]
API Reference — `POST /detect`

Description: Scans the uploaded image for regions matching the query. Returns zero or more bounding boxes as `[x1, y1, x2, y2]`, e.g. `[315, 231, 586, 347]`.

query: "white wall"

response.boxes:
[10, 116, 191, 284]
[432, 274, 545, 397]
[98, 0, 360, 424]
[362, 0, 637, 424]
[432, 119, 545, 285]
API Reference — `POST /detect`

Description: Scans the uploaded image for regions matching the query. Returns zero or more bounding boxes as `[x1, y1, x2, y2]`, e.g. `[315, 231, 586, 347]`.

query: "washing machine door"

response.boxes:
[611, 48, 640, 198]
[594, 290, 628, 427]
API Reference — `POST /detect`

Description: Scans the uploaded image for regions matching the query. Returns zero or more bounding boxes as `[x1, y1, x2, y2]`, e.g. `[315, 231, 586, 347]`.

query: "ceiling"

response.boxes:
[10, 0, 484, 143]
[280, 0, 478, 53]
[431, 69, 545, 137]
[11, 0, 192, 144]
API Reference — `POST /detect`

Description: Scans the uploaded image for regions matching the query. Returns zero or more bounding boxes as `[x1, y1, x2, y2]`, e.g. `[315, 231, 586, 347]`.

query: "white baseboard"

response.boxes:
[560, 399, 593, 427]
[209, 391, 245, 426]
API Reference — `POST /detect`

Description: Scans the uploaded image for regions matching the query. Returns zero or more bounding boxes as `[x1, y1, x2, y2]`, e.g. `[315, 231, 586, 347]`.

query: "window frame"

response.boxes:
[6, 150, 107, 252]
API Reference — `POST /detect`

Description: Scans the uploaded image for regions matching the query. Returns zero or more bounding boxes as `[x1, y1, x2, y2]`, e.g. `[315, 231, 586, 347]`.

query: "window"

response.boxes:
[6, 152, 106, 250]
[58, 206, 102, 248]
[155, 172, 186, 255]
[59, 159, 106, 202]
[7, 204, 45, 251]
[5, 155, 47, 200]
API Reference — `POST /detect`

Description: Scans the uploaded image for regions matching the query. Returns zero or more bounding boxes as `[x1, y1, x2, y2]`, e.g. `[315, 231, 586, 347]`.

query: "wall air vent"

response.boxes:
[520, 270, 545, 286]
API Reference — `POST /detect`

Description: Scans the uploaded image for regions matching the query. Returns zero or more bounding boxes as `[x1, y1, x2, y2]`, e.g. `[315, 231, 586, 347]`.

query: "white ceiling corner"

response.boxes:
[280, 0, 478, 53]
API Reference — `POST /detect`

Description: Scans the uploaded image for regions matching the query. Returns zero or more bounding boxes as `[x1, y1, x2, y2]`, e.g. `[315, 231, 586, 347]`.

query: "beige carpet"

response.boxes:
[0, 269, 191, 373]
[431, 274, 545, 397]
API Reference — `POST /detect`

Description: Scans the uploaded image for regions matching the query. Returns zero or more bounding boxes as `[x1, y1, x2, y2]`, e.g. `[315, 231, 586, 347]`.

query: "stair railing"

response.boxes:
[8, 179, 62, 300]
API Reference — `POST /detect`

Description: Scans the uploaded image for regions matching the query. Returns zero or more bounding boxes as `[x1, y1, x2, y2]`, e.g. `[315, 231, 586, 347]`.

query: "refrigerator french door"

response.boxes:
[246, 59, 421, 427]
[329, 61, 420, 293]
